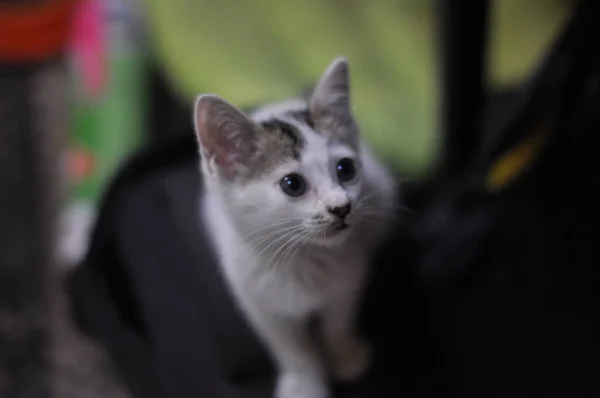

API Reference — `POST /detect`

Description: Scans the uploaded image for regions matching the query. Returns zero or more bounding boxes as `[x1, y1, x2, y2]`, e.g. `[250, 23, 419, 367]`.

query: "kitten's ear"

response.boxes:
[193, 94, 260, 180]
[309, 57, 351, 120]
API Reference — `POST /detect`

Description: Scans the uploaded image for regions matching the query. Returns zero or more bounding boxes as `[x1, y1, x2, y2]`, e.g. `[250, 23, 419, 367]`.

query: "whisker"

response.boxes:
[281, 229, 311, 267]
[242, 218, 305, 244]
[241, 218, 304, 240]
[265, 229, 304, 273]
[357, 190, 405, 206]
[354, 198, 413, 214]
[245, 224, 303, 253]
[357, 204, 412, 216]
[289, 231, 313, 265]
[250, 225, 305, 262]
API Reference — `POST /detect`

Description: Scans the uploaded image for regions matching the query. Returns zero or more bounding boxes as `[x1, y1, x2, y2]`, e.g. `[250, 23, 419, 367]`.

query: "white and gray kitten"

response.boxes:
[194, 58, 397, 398]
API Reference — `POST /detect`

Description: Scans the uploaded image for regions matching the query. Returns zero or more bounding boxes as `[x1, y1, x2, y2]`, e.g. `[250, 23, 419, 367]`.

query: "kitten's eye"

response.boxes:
[280, 173, 307, 197]
[336, 158, 356, 182]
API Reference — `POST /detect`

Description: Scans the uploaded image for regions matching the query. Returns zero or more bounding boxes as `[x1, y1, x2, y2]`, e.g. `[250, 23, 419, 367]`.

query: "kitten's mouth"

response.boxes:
[327, 222, 350, 236]
[313, 223, 351, 246]
[333, 223, 349, 232]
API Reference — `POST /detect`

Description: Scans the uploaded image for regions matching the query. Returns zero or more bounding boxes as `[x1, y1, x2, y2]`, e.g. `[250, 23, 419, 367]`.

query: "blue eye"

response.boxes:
[280, 173, 306, 197]
[336, 158, 356, 182]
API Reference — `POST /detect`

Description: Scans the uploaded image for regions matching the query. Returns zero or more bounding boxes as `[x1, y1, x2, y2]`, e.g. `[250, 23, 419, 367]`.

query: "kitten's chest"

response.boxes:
[228, 249, 363, 316]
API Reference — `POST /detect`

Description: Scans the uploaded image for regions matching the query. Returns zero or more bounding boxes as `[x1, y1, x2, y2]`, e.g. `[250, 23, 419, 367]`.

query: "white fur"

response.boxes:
[197, 64, 397, 398]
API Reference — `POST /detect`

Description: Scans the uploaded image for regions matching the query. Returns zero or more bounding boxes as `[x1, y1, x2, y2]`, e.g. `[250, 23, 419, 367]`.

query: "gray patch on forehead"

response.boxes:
[259, 118, 305, 159]
[249, 96, 359, 149]
[239, 118, 305, 179]
[288, 107, 359, 150]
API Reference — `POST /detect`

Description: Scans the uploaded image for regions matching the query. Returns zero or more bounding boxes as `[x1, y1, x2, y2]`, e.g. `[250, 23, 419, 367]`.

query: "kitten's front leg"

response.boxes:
[243, 303, 329, 398]
[321, 283, 372, 382]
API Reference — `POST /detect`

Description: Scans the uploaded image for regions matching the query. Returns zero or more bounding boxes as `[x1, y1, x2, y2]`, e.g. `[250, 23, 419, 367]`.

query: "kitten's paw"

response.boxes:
[331, 337, 372, 381]
[275, 373, 329, 398]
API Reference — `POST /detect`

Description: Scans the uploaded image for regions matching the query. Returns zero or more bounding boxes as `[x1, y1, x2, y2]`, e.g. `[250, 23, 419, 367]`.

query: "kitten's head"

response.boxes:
[194, 57, 368, 247]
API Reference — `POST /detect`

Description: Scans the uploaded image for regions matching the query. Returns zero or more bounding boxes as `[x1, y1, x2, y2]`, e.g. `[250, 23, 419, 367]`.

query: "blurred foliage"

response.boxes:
[144, 0, 570, 176]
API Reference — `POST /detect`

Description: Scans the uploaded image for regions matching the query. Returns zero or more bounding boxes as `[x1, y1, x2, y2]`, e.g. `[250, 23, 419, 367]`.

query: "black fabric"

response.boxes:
[67, 136, 199, 398]
[148, 66, 193, 144]
[405, 1, 600, 397]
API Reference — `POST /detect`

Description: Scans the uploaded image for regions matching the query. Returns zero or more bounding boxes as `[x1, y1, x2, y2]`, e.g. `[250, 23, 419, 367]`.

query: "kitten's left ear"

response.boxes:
[193, 94, 261, 180]
[310, 57, 351, 120]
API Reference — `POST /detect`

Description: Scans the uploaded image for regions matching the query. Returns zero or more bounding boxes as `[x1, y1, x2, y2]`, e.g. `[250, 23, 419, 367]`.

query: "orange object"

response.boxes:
[69, 148, 95, 181]
[0, 0, 77, 62]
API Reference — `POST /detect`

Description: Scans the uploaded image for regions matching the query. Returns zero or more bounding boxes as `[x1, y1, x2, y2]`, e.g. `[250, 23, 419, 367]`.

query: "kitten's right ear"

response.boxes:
[310, 57, 351, 120]
[193, 94, 259, 180]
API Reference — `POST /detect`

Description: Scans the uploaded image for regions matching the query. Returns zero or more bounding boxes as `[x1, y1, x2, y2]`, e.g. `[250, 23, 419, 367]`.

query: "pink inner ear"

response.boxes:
[195, 96, 256, 180]
[196, 110, 240, 179]
[218, 153, 243, 180]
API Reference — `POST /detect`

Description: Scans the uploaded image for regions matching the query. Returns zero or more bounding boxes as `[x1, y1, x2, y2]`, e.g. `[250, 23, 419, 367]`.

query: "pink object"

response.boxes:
[70, 0, 105, 97]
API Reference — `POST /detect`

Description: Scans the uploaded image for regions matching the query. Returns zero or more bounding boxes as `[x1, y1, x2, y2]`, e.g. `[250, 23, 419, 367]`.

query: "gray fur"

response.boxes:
[309, 57, 359, 148]
[195, 95, 306, 179]
[258, 118, 305, 161]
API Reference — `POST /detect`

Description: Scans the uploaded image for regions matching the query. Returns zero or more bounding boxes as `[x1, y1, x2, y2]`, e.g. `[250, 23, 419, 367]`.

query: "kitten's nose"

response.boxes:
[328, 203, 351, 220]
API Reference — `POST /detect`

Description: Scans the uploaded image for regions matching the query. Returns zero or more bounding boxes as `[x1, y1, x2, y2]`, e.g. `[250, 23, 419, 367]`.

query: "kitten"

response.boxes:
[194, 57, 397, 398]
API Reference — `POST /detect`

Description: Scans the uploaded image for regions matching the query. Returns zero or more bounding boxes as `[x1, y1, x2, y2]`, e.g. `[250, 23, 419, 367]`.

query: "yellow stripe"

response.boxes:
[485, 122, 548, 191]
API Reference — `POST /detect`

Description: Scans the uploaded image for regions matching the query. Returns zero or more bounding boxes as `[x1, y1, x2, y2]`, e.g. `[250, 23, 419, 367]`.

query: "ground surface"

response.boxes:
[51, 268, 132, 398]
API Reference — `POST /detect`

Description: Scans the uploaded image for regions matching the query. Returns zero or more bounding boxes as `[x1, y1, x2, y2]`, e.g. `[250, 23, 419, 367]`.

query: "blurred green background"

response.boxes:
[144, 0, 570, 176]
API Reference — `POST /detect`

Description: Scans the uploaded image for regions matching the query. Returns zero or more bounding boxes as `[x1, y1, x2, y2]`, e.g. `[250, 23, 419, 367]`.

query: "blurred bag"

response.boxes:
[398, 1, 600, 396]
